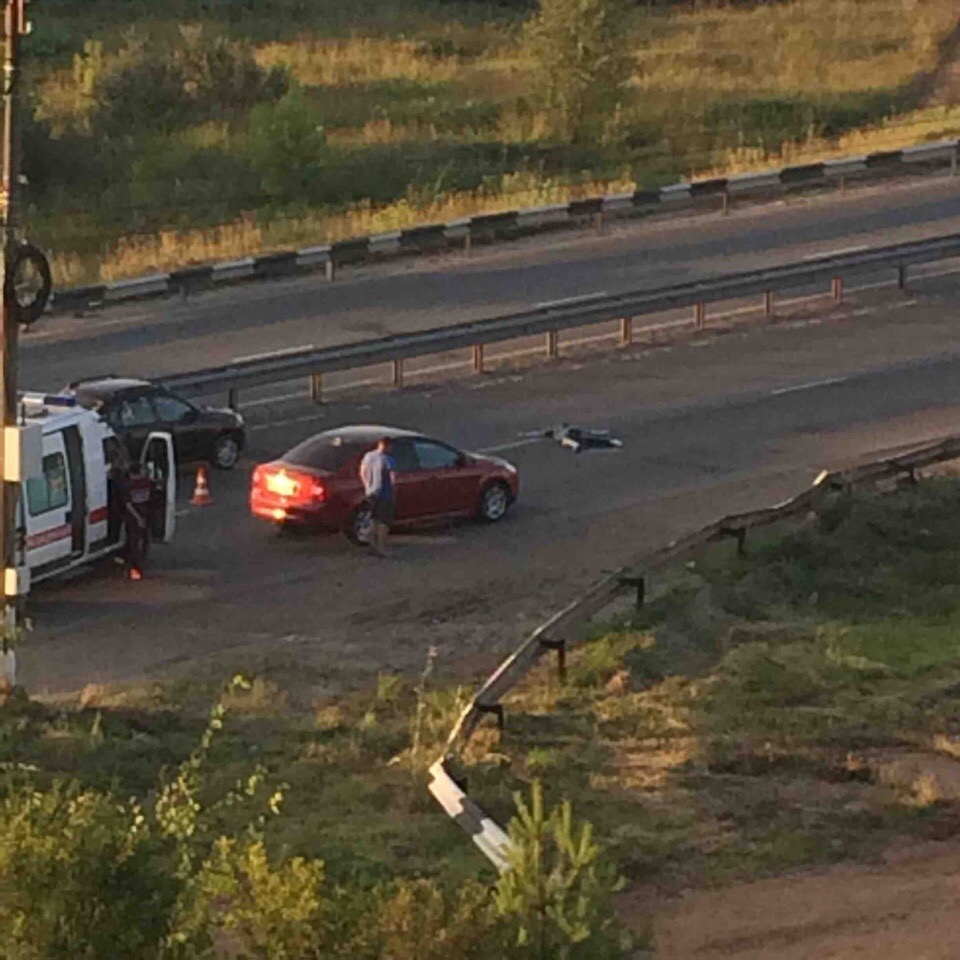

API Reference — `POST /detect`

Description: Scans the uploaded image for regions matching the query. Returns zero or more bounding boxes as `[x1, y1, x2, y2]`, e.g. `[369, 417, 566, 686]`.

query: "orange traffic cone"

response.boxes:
[191, 465, 212, 506]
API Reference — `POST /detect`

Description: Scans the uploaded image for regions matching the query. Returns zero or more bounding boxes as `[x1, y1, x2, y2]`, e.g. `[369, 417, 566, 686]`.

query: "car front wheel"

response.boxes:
[477, 482, 510, 523]
[212, 433, 241, 470]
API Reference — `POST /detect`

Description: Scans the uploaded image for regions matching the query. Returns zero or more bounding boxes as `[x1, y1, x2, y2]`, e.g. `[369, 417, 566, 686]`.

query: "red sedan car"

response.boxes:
[250, 425, 519, 544]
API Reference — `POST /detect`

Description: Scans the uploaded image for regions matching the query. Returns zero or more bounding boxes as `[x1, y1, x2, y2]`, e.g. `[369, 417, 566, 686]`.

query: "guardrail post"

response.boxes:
[721, 189, 730, 215]
[464, 232, 472, 255]
[898, 264, 907, 290]
[619, 317, 632, 346]
[735, 528, 747, 555]
[392, 359, 404, 388]
[764, 292, 774, 317]
[953, 148, 958, 177]
[619, 575, 645, 609]
[593, 211, 604, 235]
[325, 259, 336, 282]
[179, 284, 188, 302]
[309, 373, 323, 403]
[472, 343, 484, 374]
[694, 302, 706, 329]
[227, 388, 239, 411]
[539, 637, 567, 682]
[831, 277, 844, 303]
[546, 330, 558, 359]
[477, 702, 505, 731]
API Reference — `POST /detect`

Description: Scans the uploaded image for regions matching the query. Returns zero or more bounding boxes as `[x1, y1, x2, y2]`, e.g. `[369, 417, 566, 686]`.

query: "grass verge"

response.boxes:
[9, 475, 960, 923]
[448, 477, 960, 896]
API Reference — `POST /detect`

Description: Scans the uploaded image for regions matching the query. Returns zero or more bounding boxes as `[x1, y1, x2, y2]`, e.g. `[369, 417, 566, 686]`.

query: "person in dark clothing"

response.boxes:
[123, 464, 154, 580]
[106, 439, 131, 547]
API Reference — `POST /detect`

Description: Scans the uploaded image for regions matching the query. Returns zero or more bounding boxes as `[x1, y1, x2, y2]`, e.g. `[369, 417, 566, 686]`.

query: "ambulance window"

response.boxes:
[26, 453, 69, 516]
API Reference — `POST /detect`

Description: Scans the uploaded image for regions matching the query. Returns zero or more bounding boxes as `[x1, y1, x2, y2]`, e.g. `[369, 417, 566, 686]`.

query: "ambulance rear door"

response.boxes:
[141, 432, 176, 543]
[23, 429, 75, 573]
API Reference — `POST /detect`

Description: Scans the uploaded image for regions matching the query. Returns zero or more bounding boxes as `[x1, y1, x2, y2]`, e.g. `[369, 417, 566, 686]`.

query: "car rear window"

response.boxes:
[284, 435, 370, 473]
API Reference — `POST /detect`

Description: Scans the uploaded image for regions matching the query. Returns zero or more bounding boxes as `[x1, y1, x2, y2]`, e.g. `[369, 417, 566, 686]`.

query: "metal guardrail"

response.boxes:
[428, 434, 960, 869]
[160, 230, 960, 405]
[50, 140, 960, 316]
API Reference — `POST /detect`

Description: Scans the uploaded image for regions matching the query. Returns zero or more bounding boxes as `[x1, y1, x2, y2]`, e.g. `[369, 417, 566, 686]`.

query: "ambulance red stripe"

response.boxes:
[25, 524, 71, 550]
[88, 506, 109, 524]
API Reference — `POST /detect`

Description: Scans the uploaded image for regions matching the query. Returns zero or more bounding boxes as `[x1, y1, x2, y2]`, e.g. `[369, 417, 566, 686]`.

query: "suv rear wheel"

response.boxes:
[212, 433, 241, 470]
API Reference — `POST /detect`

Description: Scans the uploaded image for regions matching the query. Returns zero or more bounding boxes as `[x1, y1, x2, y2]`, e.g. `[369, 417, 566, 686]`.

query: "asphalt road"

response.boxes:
[18, 271, 960, 695]
[20, 174, 960, 393]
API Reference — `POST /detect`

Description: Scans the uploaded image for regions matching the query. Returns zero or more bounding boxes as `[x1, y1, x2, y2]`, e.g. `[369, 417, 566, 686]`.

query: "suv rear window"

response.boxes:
[284, 435, 370, 473]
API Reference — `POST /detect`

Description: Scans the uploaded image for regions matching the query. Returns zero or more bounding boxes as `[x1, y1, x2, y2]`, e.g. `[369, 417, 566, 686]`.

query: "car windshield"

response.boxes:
[284, 435, 369, 473]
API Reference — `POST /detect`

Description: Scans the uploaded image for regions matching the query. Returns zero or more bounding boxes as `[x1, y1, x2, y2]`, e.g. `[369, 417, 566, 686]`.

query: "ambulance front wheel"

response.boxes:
[212, 433, 241, 470]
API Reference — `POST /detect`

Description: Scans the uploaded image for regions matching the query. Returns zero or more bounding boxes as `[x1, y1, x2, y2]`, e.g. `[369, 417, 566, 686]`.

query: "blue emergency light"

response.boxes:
[20, 392, 77, 408]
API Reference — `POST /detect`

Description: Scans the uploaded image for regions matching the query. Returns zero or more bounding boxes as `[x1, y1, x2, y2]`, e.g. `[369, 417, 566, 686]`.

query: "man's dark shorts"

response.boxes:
[370, 496, 395, 523]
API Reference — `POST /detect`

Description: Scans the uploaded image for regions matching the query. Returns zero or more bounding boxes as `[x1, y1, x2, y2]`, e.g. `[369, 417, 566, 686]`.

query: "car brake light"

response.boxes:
[265, 469, 300, 498]
[257, 466, 326, 504]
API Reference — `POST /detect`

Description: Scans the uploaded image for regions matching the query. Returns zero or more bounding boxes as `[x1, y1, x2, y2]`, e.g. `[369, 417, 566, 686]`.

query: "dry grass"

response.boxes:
[633, 0, 954, 102]
[36, 0, 960, 285]
[254, 37, 461, 87]
[62, 170, 636, 284]
[702, 105, 960, 176]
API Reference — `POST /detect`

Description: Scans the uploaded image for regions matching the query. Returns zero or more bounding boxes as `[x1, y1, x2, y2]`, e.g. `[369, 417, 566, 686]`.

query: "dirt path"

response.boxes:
[619, 840, 960, 959]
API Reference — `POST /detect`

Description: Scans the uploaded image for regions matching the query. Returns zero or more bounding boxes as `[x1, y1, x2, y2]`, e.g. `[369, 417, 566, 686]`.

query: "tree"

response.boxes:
[523, 0, 633, 142]
[247, 84, 326, 199]
[495, 781, 630, 959]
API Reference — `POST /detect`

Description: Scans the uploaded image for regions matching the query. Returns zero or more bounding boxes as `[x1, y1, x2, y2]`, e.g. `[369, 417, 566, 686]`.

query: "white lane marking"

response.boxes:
[802, 245, 867, 260]
[324, 376, 387, 393]
[476, 437, 545, 454]
[770, 375, 849, 396]
[241, 390, 309, 408]
[535, 291, 609, 309]
[24, 312, 150, 341]
[408, 358, 472, 378]
[232, 345, 314, 364]
[249, 412, 328, 432]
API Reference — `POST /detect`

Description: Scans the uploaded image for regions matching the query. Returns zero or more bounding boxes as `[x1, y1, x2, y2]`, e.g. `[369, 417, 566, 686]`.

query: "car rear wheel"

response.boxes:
[212, 433, 241, 470]
[345, 503, 373, 546]
[477, 482, 510, 523]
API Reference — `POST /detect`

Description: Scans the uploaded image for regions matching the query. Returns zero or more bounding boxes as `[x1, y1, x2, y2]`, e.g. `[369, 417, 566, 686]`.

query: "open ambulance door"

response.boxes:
[141, 432, 176, 543]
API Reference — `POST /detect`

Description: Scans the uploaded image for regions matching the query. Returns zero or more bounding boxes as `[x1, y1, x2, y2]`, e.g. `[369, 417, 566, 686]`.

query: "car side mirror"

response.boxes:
[456, 452, 468, 467]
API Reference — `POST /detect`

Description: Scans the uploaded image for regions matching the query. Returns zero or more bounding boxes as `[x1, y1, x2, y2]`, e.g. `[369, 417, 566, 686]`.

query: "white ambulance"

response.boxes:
[14, 392, 176, 586]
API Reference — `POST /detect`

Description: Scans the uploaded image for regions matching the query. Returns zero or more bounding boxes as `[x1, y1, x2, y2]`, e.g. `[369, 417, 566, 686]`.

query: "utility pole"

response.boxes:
[0, 0, 26, 683]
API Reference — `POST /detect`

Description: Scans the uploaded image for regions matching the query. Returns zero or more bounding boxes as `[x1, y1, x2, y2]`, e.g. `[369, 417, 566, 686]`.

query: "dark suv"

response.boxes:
[66, 377, 246, 470]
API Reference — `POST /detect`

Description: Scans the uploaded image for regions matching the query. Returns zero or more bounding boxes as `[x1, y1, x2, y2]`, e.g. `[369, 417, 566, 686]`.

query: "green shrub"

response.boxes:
[355, 878, 508, 960]
[0, 782, 175, 960]
[168, 838, 328, 960]
[247, 84, 327, 198]
[523, 0, 633, 142]
[82, 28, 289, 135]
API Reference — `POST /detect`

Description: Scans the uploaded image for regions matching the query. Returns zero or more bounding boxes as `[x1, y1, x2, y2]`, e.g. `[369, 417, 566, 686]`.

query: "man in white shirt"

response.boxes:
[359, 436, 397, 556]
